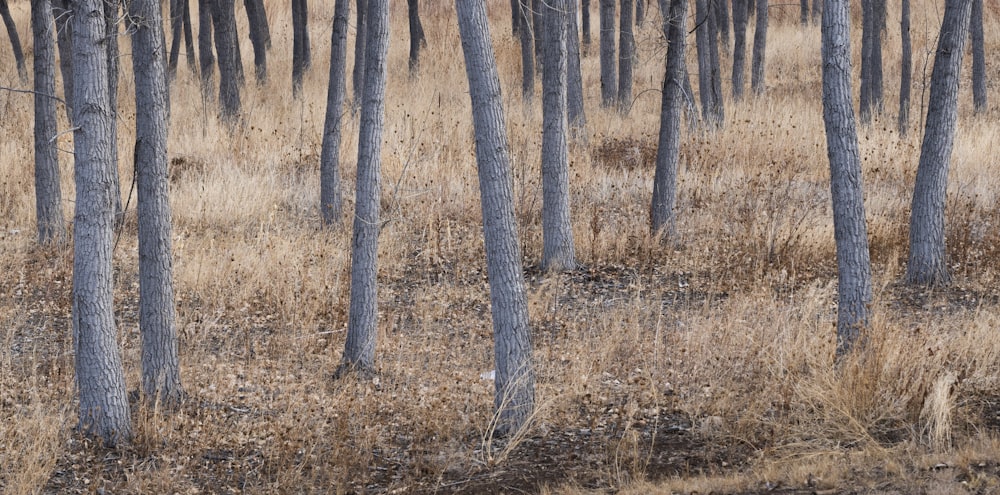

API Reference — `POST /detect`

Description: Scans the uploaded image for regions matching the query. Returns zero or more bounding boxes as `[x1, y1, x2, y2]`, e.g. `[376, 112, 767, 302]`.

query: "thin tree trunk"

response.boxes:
[211, 0, 241, 121]
[696, 0, 722, 125]
[906, 0, 973, 286]
[971, 0, 986, 113]
[708, 0, 723, 123]
[292, 0, 310, 95]
[518, 0, 534, 102]
[811, 0, 820, 24]
[618, 0, 635, 112]
[182, 0, 196, 70]
[800, 0, 808, 26]
[352, 0, 366, 112]
[340, 0, 388, 374]
[582, 0, 591, 50]
[860, 0, 884, 122]
[714, 0, 729, 52]
[751, 0, 767, 94]
[104, 0, 123, 226]
[732, 0, 747, 101]
[33, 0, 65, 244]
[540, 0, 577, 272]
[53, 0, 73, 120]
[244, 0, 268, 84]
[531, 0, 542, 70]
[567, 0, 586, 136]
[899, 0, 911, 135]
[198, 0, 214, 96]
[169, 0, 184, 78]
[456, 0, 536, 436]
[636, 0, 644, 25]
[72, 0, 131, 445]
[407, 0, 425, 74]
[130, 0, 182, 404]
[1, 0, 27, 81]
[321, 0, 349, 225]
[651, 0, 687, 236]
[511, 0, 520, 36]
[599, 0, 616, 106]
[821, 0, 873, 356]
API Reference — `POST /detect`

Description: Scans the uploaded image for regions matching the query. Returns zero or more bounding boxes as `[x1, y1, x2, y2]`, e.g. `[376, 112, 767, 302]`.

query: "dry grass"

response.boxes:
[3, 0, 1000, 493]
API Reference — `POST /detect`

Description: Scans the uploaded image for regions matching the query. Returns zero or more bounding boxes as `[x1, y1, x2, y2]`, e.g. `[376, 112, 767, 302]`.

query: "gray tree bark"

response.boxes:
[211, 0, 241, 121]
[906, 0, 973, 286]
[130, 0, 182, 404]
[567, 0, 586, 135]
[618, 0, 635, 113]
[197, 0, 214, 95]
[599, 0, 616, 107]
[456, 0, 536, 436]
[695, 0, 723, 125]
[751, 0, 767, 94]
[53, 0, 74, 121]
[168, 0, 198, 78]
[244, 0, 268, 84]
[1, 0, 26, 81]
[320, 0, 349, 225]
[292, 0, 310, 95]
[541, 0, 577, 272]
[898, 0, 911, 135]
[352, 0, 366, 112]
[821, 0, 873, 356]
[636, 0, 644, 25]
[582, 0, 591, 49]
[103, 0, 123, 226]
[800, 0, 808, 26]
[811, 0, 820, 23]
[72, 0, 131, 445]
[511, 0, 520, 36]
[407, 0, 425, 74]
[33, 0, 65, 244]
[714, 0, 729, 51]
[970, 0, 985, 113]
[340, 0, 387, 374]
[732, 0, 747, 100]
[518, 0, 534, 102]
[859, 0, 884, 123]
[650, 0, 687, 237]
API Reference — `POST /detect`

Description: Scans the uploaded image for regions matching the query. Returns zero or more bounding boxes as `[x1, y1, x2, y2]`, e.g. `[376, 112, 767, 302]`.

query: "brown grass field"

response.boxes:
[2, 0, 1000, 493]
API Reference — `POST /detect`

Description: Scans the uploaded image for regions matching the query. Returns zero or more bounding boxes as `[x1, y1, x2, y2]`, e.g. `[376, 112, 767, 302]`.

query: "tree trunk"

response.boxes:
[650, 0, 687, 237]
[456, 0, 536, 436]
[130, 0, 182, 404]
[407, 0, 425, 74]
[340, 0, 388, 374]
[599, 0, 616, 107]
[103, 0, 123, 226]
[821, 0, 873, 357]
[198, 0, 215, 96]
[582, 0, 591, 50]
[321, 0, 350, 225]
[182, 0, 197, 69]
[518, 0, 534, 102]
[169, 0, 184, 78]
[352, 0, 366, 112]
[618, 0, 635, 113]
[800, 0, 808, 26]
[1, 0, 27, 81]
[244, 0, 268, 84]
[906, 0, 973, 286]
[661, 0, 698, 129]
[567, 0, 587, 136]
[511, 0, 519, 36]
[540, 0, 577, 272]
[751, 0, 767, 94]
[898, 0, 911, 135]
[53, 0, 74, 121]
[811, 0, 820, 24]
[860, 0, 884, 123]
[970, 0, 986, 113]
[72, 0, 132, 445]
[714, 0, 729, 52]
[212, 0, 241, 121]
[695, 0, 722, 125]
[732, 0, 747, 101]
[531, 0, 542, 70]
[292, 0, 310, 95]
[33, 0, 65, 244]
[636, 0, 644, 25]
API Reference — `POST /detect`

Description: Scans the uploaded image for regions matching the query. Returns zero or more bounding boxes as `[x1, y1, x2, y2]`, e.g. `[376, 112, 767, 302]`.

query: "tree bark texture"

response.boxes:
[651, 0, 687, 237]
[821, 0, 873, 356]
[211, 0, 241, 121]
[292, 0, 310, 95]
[130, 0, 182, 404]
[636, 0, 644, 25]
[540, 0, 577, 272]
[618, 0, 635, 113]
[321, 0, 349, 225]
[695, 0, 723, 125]
[800, 0, 808, 26]
[567, 0, 586, 135]
[456, 0, 536, 436]
[72, 0, 132, 445]
[511, 0, 519, 36]
[859, 0, 884, 123]
[407, 0, 425, 74]
[33, 0, 65, 244]
[168, 0, 198, 78]
[751, 0, 767, 94]
[906, 0, 973, 286]
[582, 0, 591, 49]
[103, 0, 123, 226]
[1, 0, 27, 81]
[811, 0, 820, 23]
[518, 0, 534, 102]
[341, 0, 388, 373]
[197, 0, 214, 93]
[352, 0, 366, 112]
[714, 0, 729, 52]
[599, 0, 616, 107]
[53, 0, 73, 120]
[244, 0, 268, 84]
[970, 0, 985, 113]
[732, 0, 747, 100]
[898, 0, 911, 135]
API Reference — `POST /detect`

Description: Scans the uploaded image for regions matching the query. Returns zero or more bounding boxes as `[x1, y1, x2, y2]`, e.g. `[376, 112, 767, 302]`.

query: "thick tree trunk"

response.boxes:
[456, 0, 536, 436]
[567, 0, 586, 135]
[130, 0, 182, 404]
[650, 0, 687, 237]
[518, 0, 534, 102]
[906, 0, 973, 286]
[33, 0, 65, 244]
[1, 0, 27, 81]
[352, 0, 366, 112]
[53, 0, 73, 120]
[244, 0, 268, 84]
[321, 0, 350, 225]
[821, 0, 873, 357]
[618, 0, 635, 113]
[898, 0, 911, 135]
[407, 0, 425, 74]
[72, 0, 132, 445]
[211, 0, 241, 121]
[292, 0, 310, 95]
[540, 0, 577, 272]
[340, 0, 388, 373]
[732, 0, 747, 101]
[751, 0, 767, 94]
[198, 0, 215, 95]
[582, 0, 591, 49]
[599, 0, 616, 107]
[971, 0, 986, 113]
